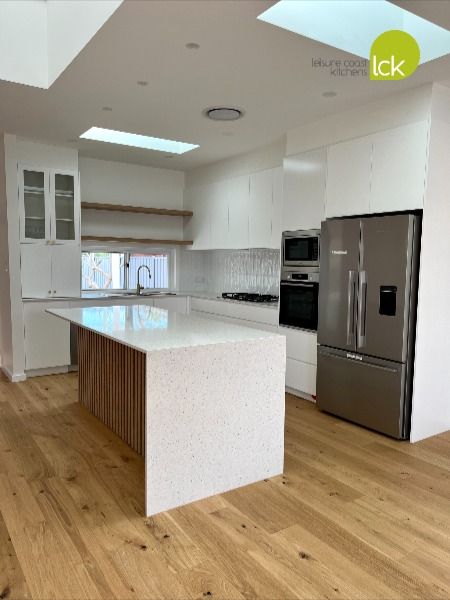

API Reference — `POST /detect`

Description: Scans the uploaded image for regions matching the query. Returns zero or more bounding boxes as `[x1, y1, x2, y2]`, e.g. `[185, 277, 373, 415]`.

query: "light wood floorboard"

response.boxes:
[0, 372, 450, 600]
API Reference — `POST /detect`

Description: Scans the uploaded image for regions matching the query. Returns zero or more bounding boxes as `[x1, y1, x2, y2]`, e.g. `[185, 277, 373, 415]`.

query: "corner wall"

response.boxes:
[410, 84, 450, 442]
[0, 135, 13, 375]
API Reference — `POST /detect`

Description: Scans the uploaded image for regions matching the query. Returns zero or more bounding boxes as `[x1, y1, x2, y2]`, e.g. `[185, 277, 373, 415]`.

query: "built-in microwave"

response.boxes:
[282, 230, 320, 268]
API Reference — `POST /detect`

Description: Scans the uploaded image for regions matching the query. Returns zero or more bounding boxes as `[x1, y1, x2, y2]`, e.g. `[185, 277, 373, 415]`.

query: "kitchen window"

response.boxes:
[81, 251, 170, 291]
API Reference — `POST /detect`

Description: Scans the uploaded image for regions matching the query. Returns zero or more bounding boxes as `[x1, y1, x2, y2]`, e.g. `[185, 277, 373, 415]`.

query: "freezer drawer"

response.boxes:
[316, 347, 409, 439]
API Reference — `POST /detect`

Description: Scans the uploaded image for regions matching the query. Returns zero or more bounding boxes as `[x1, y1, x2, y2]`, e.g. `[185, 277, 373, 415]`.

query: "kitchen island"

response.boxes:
[47, 304, 286, 516]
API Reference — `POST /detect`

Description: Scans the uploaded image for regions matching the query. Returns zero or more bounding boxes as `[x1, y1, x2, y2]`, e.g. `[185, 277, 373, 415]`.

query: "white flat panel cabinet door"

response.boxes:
[286, 358, 317, 396]
[283, 149, 326, 231]
[51, 245, 81, 297]
[24, 301, 71, 370]
[370, 121, 429, 213]
[21, 244, 52, 298]
[153, 296, 188, 313]
[19, 166, 51, 243]
[227, 175, 250, 249]
[209, 181, 229, 249]
[271, 166, 283, 250]
[326, 138, 372, 218]
[249, 169, 273, 248]
[185, 185, 211, 250]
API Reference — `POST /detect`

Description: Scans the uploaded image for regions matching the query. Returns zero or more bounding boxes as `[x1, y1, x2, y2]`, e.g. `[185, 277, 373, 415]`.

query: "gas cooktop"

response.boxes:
[221, 292, 279, 303]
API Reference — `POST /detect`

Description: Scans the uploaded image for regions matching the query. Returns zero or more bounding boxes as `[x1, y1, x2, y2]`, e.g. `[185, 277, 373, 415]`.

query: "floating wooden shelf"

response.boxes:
[81, 202, 193, 217]
[81, 235, 193, 246]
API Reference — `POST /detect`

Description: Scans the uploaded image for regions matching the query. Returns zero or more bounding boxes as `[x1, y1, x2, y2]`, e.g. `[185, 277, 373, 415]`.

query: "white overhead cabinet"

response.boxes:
[283, 149, 327, 232]
[325, 120, 429, 218]
[19, 167, 80, 244]
[19, 165, 81, 299]
[370, 121, 429, 213]
[249, 167, 283, 249]
[184, 186, 211, 250]
[184, 167, 282, 250]
[326, 138, 372, 218]
[227, 175, 250, 249]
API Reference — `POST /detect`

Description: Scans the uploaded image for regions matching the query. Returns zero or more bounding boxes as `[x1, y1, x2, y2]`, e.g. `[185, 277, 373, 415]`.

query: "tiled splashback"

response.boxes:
[179, 249, 281, 295]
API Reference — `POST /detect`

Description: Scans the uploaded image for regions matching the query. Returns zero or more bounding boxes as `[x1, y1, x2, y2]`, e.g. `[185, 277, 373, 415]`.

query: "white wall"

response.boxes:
[286, 84, 432, 155]
[410, 84, 450, 442]
[17, 138, 78, 171]
[185, 136, 286, 189]
[0, 136, 13, 375]
[80, 157, 185, 241]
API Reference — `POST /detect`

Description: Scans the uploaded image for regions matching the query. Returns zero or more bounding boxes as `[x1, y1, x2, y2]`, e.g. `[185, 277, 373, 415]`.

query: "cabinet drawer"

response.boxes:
[286, 358, 317, 396]
[189, 297, 278, 326]
[191, 309, 278, 334]
[280, 326, 317, 365]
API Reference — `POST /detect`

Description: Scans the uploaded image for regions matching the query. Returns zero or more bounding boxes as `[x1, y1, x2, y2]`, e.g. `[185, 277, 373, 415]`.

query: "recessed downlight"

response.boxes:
[204, 107, 243, 121]
[322, 91, 337, 98]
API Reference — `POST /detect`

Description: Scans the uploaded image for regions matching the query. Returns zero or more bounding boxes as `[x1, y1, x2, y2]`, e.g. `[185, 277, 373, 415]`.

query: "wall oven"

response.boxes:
[279, 270, 319, 331]
[282, 229, 320, 269]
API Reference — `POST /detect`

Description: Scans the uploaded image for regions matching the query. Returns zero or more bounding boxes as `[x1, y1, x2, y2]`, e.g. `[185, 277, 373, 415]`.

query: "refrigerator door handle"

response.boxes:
[346, 270, 357, 345]
[357, 270, 368, 348]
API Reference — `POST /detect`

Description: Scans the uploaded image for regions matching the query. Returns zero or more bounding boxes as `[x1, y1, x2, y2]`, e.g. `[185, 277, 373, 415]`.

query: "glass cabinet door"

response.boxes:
[22, 169, 48, 240]
[54, 173, 76, 241]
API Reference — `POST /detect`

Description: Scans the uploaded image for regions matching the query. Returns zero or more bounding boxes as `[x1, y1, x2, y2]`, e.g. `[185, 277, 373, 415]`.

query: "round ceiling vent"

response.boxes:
[204, 107, 244, 121]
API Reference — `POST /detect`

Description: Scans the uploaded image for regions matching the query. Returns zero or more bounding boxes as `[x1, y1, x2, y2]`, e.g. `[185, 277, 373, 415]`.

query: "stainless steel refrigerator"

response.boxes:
[317, 213, 421, 439]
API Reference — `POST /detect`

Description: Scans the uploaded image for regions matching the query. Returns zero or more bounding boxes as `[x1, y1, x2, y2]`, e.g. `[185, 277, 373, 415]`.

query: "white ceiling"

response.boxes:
[1, 0, 449, 171]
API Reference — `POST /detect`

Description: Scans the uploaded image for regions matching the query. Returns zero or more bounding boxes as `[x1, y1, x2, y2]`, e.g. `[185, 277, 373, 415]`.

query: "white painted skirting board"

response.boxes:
[1, 366, 26, 382]
[26, 366, 69, 378]
[285, 386, 316, 402]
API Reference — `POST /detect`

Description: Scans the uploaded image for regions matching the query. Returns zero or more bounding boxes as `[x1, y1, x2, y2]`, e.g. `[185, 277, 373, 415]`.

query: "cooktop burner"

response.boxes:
[221, 292, 279, 303]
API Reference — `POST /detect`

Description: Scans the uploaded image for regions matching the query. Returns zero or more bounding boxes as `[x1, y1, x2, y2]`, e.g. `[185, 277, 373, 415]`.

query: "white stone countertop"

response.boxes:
[47, 304, 283, 353]
[24, 290, 279, 309]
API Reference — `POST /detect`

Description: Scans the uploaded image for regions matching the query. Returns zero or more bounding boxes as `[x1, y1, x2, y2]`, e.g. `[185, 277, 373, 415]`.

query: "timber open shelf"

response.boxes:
[81, 202, 193, 217]
[81, 235, 193, 245]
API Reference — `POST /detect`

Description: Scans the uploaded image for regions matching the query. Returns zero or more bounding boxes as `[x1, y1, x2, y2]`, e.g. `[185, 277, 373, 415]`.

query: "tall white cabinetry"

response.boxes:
[370, 121, 429, 213]
[325, 138, 372, 218]
[282, 149, 327, 231]
[19, 166, 81, 298]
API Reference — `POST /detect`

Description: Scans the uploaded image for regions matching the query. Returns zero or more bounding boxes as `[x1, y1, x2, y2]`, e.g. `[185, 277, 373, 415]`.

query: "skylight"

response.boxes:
[257, 0, 450, 64]
[79, 127, 199, 154]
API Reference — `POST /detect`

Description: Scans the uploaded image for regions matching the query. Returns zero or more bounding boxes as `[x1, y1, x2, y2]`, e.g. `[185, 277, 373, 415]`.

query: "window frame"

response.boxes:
[81, 248, 173, 292]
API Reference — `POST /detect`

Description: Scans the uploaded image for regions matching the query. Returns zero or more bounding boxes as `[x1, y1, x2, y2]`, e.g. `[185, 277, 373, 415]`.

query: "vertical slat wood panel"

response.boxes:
[77, 326, 145, 455]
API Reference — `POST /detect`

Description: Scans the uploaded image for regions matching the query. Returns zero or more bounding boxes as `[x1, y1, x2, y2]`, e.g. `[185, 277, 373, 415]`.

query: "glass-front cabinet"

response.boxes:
[19, 166, 79, 244]
[20, 168, 50, 241]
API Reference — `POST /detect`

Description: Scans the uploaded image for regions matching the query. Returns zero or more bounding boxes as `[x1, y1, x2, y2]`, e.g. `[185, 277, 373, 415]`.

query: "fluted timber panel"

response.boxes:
[77, 327, 145, 455]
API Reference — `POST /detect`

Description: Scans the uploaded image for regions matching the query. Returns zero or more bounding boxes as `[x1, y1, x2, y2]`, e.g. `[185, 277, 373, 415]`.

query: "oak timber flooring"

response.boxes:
[1, 373, 450, 600]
